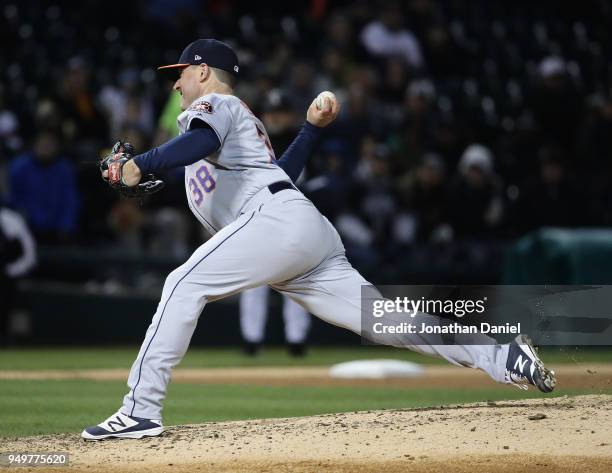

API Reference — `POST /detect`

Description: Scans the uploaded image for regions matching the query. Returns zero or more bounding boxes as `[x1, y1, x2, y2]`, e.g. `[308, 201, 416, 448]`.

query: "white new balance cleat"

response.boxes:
[81, 410, 164, 440]
[505, 334, 556, 392]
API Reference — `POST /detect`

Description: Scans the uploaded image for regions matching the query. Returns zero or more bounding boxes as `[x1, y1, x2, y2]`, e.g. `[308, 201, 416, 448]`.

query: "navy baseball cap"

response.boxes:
[158, 39, 240, 77]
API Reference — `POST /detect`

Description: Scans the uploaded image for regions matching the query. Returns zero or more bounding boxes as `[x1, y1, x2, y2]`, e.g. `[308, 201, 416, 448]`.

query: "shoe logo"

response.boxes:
[107, 416, 127, 432]
[514, 355, 528, 373]
[505, 369, 528, 389]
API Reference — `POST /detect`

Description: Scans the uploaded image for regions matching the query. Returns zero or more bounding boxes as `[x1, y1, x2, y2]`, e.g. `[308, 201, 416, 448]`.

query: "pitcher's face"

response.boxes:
[173, 65, 201, 111]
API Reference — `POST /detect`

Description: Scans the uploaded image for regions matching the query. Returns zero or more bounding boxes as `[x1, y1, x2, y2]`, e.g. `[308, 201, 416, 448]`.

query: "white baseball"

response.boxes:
[315, 91, 336, 111]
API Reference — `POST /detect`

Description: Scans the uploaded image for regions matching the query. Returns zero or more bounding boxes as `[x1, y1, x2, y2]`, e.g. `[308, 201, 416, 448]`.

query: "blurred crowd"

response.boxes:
[1, 0, 611, 281]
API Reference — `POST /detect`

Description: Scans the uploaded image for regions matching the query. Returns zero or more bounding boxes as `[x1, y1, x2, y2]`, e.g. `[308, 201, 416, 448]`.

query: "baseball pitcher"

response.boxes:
[83, 39, 556, 440]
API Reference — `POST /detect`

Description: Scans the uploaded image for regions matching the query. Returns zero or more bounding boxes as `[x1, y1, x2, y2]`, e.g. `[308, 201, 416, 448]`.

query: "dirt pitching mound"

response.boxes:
[2, 395, 611, 473]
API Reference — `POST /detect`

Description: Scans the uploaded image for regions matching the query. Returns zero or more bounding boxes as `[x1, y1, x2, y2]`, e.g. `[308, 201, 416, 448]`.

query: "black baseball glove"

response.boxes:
[100, 141, 165, 198]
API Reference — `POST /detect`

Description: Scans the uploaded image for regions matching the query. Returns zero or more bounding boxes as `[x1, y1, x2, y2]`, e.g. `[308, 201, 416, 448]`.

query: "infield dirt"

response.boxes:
[2, 394, 611, 473]
[1, 362, 611, 389]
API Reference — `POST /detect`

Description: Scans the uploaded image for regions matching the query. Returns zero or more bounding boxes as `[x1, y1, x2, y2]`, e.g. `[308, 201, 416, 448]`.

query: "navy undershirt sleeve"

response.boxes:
[277, 122, 323, 182]
[132, 120, 221, 174]
[133, 120, 323, 180]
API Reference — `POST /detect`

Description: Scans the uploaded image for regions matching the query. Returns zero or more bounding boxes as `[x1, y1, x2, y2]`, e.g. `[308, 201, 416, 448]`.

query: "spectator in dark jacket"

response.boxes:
[448, 144, 503, 239]
[528, 56, 583, 150]
[515, 145, 585, 232]
[396, 152, 449, 242]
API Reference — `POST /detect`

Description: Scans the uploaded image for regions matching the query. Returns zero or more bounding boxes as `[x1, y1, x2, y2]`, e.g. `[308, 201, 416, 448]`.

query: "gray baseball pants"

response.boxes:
[122, 189, 508, 419]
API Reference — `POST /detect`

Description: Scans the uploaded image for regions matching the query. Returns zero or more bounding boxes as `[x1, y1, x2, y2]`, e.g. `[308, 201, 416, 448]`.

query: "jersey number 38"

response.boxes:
[189, 164, 216, 205]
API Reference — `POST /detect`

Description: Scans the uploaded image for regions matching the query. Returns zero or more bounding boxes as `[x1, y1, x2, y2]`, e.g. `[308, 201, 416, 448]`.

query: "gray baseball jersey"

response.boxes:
[120, 93, 509, 420]
[178, 93, 290, 233]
